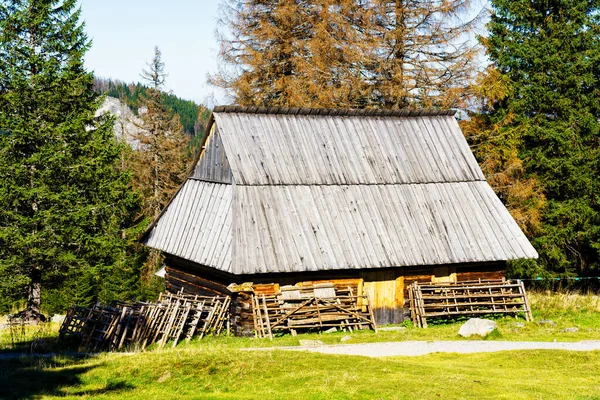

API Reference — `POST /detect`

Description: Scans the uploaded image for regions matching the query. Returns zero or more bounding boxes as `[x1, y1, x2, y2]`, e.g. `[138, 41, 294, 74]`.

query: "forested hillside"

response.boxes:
[94, 77, 211, 137]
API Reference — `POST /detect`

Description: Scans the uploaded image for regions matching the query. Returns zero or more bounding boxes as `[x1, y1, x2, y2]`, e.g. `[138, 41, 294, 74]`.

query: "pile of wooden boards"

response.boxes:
[59, 291, 230, 351]
[252, 282, 377, 339]
[408, 279, 533, 328]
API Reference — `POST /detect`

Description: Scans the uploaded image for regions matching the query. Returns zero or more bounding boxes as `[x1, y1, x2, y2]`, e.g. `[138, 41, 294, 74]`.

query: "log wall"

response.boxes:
[229, 292, 254, 337]
[163, 258, 507, 329]
[165, 267, 233, 297]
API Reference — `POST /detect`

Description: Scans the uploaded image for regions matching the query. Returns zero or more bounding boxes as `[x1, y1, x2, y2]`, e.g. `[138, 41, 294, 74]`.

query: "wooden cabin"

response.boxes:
[142, 106, 538, 328]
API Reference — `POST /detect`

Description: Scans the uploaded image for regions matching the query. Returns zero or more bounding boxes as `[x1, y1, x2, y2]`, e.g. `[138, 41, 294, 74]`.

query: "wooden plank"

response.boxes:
[306, 186, 342, 268]
[322, 186, 363, 268]
[178, 181, 207, 260]
[334, 186, 373, 268]
[193, 130, 233, 183]
[172, 304, 192, 348]
[394, 276, 404, 309]
[408, 285, 418, 327]
[203, 185, 233, 269]
[162, 181, 193, 253]
[184, 182, 217, 261]
[323, 116, 359, 183]
[262, 295, 273, 340]
[366, 291, 378, 332]
[519, 280, 533, 322]
[252, 295, 265, 338]
[418, 116, 455, 181]
[186, 299, 206, 341]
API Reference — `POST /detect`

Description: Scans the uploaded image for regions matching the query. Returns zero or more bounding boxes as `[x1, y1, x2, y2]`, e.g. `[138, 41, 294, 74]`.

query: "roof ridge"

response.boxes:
[212, 105, 456, 118]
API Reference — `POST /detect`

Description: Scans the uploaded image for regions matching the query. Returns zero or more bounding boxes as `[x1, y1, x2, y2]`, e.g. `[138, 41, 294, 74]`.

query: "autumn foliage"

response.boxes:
[211, 0, 483, 109]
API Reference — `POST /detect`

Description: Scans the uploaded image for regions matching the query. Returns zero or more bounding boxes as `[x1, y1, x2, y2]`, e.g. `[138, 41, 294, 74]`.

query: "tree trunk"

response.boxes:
[393, 0, 407, 109]
[26, 266, 43, 324]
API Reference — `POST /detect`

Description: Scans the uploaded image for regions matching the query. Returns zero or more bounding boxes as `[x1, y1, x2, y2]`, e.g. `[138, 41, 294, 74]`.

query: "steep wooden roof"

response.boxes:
[213, 110, 484, 185]
[144, 107, 538, 275]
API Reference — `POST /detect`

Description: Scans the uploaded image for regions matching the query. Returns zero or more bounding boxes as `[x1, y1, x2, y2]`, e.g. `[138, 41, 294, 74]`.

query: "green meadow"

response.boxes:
[1, 291, 599, 399]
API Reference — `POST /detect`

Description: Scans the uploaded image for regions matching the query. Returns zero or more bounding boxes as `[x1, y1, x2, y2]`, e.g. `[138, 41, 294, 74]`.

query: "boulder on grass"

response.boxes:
[458, 318, 498, 337]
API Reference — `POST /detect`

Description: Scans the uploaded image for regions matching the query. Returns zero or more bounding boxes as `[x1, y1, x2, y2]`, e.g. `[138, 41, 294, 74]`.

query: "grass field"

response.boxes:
[2, 344, 600, 399]
[1, 291, 599, 399]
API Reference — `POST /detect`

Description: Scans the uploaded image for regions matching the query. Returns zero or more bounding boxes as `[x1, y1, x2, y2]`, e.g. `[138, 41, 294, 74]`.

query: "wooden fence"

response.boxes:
[408, 279, 533, 328]
[252, 283, 377, 339]
[59, 291, 230, 351]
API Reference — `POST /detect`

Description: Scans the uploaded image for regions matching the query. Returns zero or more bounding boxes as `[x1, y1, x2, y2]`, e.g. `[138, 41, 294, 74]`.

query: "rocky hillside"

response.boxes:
[96, 96, 144, 148]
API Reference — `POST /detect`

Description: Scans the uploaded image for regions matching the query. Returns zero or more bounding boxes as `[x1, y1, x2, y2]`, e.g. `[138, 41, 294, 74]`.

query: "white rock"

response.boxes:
[458, 318, 498, 337]
[95, 96, 144, 148]
[340, 335, 352, 342]
[51, 314, 66, 324]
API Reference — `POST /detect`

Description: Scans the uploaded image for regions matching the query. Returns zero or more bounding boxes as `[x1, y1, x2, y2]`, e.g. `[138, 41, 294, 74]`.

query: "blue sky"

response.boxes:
[79, 0, 221, 105]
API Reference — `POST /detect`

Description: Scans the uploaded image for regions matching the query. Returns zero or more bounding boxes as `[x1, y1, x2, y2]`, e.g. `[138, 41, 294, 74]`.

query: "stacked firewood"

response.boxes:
[408, 279, 533, 328]
[252, 283, 377, 339]
[59, 291, 230, 351]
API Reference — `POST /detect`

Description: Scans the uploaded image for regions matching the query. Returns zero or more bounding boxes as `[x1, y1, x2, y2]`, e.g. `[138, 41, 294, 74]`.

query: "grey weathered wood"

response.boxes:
[145, 180, 232, 271]
[192, 127, 233, 184]
[228, 183, 537, 274]
[144, 108, 538, 276]
[215, 112, 484, 185]
[262, 295, 273, 340]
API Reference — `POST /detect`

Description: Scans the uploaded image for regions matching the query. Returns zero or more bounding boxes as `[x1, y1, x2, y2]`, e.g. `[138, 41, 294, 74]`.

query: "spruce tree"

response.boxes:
[484, 0, 600, 278]
[0, 0, 139, 320]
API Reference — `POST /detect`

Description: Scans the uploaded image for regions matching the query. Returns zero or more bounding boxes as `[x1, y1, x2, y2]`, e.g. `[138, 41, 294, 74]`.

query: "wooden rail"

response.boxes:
[408, 279, 533, 328]
[252, 284, 377, 339]
[59, 291, 231, 351]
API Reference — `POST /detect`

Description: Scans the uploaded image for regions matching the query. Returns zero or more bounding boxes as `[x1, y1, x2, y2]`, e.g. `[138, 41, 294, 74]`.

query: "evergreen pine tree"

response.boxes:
[484, 0, 600, 278]
[0, 0, 139, 320]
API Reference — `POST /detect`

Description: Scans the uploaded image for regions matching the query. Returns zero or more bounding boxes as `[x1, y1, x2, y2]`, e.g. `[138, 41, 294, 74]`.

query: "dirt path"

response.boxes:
[247, 340, 600, 357]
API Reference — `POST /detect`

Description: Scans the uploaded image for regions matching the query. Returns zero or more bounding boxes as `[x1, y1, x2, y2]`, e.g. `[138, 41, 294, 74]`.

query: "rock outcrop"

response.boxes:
[96, 96, 144, 148]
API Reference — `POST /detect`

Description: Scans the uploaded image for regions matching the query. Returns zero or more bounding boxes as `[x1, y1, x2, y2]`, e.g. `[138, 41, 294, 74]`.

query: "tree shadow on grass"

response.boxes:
[0, 354, 134, 399]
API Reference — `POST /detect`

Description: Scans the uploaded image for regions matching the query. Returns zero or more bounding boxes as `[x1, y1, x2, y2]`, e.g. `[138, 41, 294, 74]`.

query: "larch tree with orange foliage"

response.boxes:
[130, 47, 191, 220]
[363, 0, 484, 109]
[211, 0, 483, 109]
